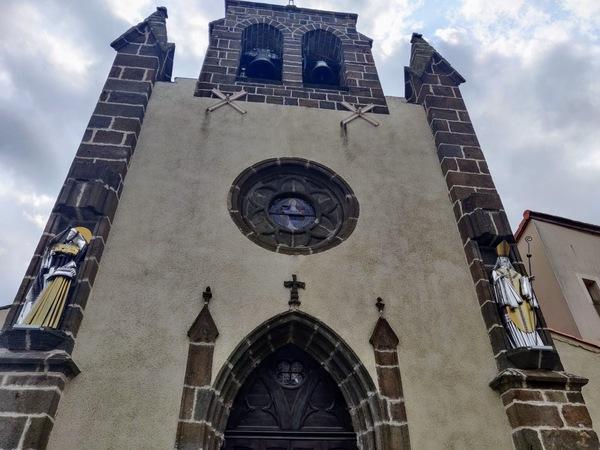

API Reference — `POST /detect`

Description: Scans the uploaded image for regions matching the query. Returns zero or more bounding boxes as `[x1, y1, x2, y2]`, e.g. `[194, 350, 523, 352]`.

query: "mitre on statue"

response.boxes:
[15, 226, 92, 329]
[491, 241, 545, 349]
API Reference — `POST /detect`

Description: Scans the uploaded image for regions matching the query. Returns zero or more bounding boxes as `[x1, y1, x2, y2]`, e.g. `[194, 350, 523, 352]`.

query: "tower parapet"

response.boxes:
[196, 0, 388, 113]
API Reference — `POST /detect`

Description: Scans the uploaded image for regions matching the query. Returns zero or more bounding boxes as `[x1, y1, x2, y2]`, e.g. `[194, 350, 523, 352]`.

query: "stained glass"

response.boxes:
[268, 197, 316, 231]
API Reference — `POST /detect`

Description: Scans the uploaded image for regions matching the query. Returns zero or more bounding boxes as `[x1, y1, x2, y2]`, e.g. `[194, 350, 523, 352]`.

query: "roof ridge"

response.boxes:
[515, 210, 600, 240]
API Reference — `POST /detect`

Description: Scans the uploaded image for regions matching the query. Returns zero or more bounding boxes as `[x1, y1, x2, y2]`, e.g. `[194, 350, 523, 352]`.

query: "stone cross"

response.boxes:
[340, 102, 380, 128]
[206, 88, 247, 114]
[202, 286, 212, 304]
[284, 274, 305, 309]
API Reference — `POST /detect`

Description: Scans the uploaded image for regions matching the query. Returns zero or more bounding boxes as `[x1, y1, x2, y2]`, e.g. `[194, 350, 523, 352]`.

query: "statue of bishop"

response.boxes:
[491, 241, 545, 349]
[15, 226, 92, 329]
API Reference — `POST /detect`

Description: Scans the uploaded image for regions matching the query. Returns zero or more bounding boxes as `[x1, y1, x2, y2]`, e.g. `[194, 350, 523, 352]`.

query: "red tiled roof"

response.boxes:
[515, 210, 600, 241]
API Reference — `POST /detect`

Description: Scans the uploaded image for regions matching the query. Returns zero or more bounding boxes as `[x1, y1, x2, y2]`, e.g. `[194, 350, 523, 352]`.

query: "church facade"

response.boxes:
[0, 2, 598, 449]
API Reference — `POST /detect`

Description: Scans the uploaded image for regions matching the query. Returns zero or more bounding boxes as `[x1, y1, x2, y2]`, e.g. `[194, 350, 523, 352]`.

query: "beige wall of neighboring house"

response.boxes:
[516, 211, 600, 346]
[516, 220, 579, 337]
[553, 332, 600, 430]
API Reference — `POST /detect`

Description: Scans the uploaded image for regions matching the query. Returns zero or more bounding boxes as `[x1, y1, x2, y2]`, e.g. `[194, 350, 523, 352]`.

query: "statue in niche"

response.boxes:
[491, 241, 546, 349]
[15, 226, 92, 329]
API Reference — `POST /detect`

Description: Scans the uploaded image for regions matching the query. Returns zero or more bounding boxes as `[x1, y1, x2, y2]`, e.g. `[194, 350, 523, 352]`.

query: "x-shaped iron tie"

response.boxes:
[340, 102, 380, 128]
[206, 88, 248, 114]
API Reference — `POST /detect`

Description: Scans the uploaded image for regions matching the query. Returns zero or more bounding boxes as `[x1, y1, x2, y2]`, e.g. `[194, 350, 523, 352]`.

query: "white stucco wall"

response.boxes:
[48, 78, 513, 450]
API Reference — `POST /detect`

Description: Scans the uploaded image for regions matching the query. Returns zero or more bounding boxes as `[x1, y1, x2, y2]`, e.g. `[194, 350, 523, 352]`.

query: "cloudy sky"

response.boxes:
[0, 0, 599, 307]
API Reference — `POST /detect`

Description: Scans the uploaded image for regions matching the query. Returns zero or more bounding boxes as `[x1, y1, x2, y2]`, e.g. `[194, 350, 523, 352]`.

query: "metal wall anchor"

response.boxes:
[340, 102, 379, 128]
[206, 88, 248, 114]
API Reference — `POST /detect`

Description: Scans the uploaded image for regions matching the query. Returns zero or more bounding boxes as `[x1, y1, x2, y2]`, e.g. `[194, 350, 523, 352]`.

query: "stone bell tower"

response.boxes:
[195, 0, 388, 114]
[0, 2, 598, 450]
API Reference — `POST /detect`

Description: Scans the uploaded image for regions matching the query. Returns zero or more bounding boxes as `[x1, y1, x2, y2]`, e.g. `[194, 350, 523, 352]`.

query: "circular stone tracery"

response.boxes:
[228, 158, 359, 255]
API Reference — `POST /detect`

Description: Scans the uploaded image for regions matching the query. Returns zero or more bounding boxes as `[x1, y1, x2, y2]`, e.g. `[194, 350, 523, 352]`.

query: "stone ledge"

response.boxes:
[506, 346, 561, 371]
[490, 368, 588, 393]
[0, 350, 80, 378]
[0, 328, 72, 353]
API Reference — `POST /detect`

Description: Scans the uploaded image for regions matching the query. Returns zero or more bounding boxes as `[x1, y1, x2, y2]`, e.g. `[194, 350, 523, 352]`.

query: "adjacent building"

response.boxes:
[515, 210, 600, 444]
[516, 210, 600, 346]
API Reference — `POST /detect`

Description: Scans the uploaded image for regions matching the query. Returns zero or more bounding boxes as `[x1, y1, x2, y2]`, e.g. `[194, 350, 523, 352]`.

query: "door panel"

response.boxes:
[224, 439, 357, 450]
[263, 440, 289, 450]
[226, 442, 258, 450]
[224, 345, 357, 449]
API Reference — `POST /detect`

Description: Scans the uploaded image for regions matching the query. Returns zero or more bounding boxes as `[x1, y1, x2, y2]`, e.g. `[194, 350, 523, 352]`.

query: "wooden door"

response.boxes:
[224, 345, 357, 450]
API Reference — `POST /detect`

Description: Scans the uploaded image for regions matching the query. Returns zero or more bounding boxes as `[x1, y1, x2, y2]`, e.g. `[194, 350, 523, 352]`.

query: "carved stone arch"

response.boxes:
[234, 17, 293, 36]
[235, 18, 297, 83]
[294, 25, 354, 88]
[292, 23, 350, 42]
[194, 311, 388, 450]
[235, 19, 294, 61]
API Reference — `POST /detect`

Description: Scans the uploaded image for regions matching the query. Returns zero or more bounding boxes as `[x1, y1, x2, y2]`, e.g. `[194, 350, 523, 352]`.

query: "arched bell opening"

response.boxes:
[302, 30, 343, 87]
[238, 24, 283, 82]
[224, 344, 357, 449]
[195, 311, 386, 450]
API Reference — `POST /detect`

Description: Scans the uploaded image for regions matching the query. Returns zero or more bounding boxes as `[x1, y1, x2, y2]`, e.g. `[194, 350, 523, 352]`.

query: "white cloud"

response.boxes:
[433, 0, 600, 227]
[440, 0, 560, 62]
[561, 0, 600, 28]
[0, 168, 54, 229]
[434, 27, 467, 46]
[104, 0, 153, 24]
[437, 0, 600, 63]
[576, 152, 600, 171]
[43, 32, 94, 77]
[23, 212, 48, 229]
[168, 3, 210, 60]
[0, 70, 15, 100]
[0, 168, 54, 306]
[458, 0, 530, 24]
[367, 0, 424, 57]
[0, 3, 96, 86]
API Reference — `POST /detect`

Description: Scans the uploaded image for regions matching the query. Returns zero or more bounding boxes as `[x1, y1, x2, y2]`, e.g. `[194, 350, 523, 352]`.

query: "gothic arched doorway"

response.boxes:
[183, 311, 386, 450]
[224, 344, 357, 450]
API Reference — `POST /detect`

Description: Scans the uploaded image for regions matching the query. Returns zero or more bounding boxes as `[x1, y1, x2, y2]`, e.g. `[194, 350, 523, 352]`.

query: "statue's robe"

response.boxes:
[492, 257, 545, 348]
[16, 229, 88, 329]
